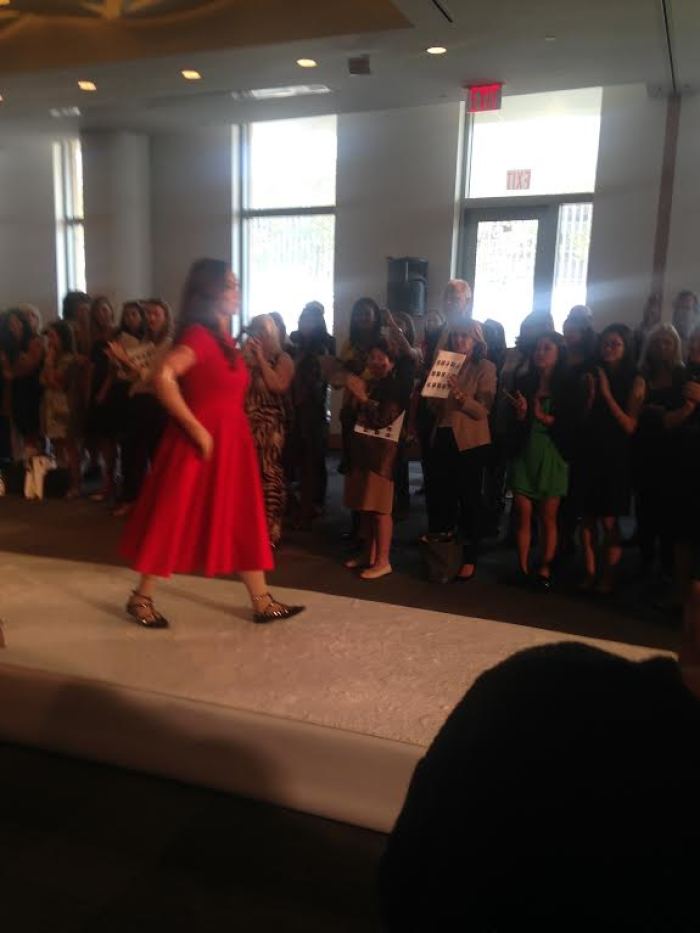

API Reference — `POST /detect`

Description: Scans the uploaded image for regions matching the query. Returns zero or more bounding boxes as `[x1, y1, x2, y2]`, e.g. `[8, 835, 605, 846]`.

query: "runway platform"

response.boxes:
[0, 549, 669, 832]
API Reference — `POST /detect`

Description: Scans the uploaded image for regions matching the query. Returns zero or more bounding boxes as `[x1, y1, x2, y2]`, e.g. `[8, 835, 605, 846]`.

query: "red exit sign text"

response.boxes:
[506, 169, 532, 190]
[466, 83, 503, 113]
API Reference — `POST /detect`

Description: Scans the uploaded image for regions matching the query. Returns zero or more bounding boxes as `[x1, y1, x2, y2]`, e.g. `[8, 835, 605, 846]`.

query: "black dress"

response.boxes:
[634, 368, 685, 572]
[85, 339, 120, 439]
[582, 371, 636, 517]
[10, 353, 43, 441]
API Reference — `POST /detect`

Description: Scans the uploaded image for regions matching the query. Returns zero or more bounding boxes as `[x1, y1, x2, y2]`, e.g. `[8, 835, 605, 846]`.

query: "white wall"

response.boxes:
[334, 102, 462, 349]
[665, 94, 700, 301]
[0, 134, 58, 317]
[83, 131, 152, 309]
[0, 89, 690, 343]
[586, 84, 667, 329]
[150, 126, 233, 307]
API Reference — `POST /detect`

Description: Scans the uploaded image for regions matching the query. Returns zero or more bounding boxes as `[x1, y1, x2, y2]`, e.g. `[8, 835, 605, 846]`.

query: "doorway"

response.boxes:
[461, 198, 593, 344]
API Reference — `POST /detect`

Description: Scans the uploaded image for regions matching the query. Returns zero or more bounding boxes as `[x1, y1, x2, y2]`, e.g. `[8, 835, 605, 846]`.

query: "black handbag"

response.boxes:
[420, 532, 463, 584]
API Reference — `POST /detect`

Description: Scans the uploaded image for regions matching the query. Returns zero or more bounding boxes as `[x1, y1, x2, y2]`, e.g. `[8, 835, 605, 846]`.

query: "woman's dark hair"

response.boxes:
[564, 307, 597, 362]
[145, 298, 174, 344]
[89, 295, 114, 345]
[118, 301, 146, 339]
[597, 324, 638, 406]
[349, 297, 382, 348]
[522, 331, 568, 396]
[298, 301, 329, 337]
[4, 308, 33, 355]
[178, 258, 238, 365]
[62, 291, 90, 322]
[393, 312, 416, 348]
[367, 338, 397, 364]
[269, 311, 287, 345]
[515, 311, 555, 354]
[482, 318, 507, 368]
[48, 320, 76, 355]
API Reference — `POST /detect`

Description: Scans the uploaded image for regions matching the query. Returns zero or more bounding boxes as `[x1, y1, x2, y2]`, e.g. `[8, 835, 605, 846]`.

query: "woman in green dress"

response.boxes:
[508, 332, 573, 589]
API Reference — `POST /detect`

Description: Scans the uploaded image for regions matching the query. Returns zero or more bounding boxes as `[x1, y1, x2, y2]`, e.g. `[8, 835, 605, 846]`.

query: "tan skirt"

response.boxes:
[344, 467, 394, 515]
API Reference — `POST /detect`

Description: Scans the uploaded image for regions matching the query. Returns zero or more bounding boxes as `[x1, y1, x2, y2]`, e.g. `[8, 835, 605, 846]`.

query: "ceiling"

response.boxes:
[0, 0, 696, 133]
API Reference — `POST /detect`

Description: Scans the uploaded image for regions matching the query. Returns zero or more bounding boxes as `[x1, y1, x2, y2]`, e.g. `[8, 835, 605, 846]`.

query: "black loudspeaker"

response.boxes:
[387, 256, 428, 316]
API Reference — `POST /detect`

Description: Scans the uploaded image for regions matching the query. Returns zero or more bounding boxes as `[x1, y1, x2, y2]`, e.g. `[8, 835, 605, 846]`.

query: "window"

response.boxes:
[465, 202, 594, 343]
[461, 88, 600, 341]
[53, 138, 86, 304]
[551, 202, 594, 329]
[467, 87, 602, 199]
[238, 115, 337, 334]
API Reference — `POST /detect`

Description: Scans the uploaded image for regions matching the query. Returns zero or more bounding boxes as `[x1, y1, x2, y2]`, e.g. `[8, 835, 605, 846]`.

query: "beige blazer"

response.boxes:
[433, 357, 496, 452]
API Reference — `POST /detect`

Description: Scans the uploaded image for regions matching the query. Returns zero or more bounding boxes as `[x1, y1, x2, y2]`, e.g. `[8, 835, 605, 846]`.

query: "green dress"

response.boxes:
[510, 397, 568, 500]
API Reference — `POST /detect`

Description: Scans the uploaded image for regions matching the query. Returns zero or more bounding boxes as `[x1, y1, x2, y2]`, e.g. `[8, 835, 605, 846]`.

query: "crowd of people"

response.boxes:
[1, 275, 699, 622]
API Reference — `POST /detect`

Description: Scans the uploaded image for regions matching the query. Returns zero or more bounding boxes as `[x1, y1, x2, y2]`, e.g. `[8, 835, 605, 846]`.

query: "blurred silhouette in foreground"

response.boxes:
[380, 641, 700, 931]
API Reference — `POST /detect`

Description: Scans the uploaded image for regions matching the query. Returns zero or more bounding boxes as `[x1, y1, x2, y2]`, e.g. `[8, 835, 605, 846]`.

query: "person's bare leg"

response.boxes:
[136, 574, 156, 598]
[361, 513, 393, 579]
[238, 570, 268, 604]
[598, 516, 621, 594]
[581, 516, 597, 587]
[239, 569, 305, 620]
[345, 513, 373, 568]
[538, 497, 560, 578]
[514, 494, 532, 576]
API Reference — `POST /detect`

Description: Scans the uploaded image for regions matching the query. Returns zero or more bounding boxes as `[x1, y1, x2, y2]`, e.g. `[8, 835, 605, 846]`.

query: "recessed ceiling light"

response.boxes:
[426, 46, 447, 55]
[296, 58, 317, 68]
[78, 80, 97, 92]
[544, 35, 557, 42]
[0, 1, 11, 7]
[181, 69, 202, 81]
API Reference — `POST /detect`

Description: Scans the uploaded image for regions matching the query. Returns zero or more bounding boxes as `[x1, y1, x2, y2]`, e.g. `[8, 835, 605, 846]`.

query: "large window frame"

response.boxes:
[53, 137, 86, 304]
[235, 120, 337, 329]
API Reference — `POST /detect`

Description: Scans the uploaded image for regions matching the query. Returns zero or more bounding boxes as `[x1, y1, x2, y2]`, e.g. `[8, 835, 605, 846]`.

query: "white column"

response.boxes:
[586, 84, 667, 329]
[150, 126, 233, 308]
[82, 130, 152, 308]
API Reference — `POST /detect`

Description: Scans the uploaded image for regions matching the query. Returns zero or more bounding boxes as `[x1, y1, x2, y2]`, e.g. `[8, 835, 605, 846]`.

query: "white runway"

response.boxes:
[0, 550, 670, 830]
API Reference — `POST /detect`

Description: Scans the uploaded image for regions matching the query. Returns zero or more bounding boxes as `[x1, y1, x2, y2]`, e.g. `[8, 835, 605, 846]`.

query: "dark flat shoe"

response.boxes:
[253, 593, 305, 624]
[126, 591, 169, 629]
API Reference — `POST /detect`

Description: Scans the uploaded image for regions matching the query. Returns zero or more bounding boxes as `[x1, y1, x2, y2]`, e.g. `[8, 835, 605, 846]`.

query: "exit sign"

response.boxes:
[466, 82, 503, 113]
[507, 169, 532, 190]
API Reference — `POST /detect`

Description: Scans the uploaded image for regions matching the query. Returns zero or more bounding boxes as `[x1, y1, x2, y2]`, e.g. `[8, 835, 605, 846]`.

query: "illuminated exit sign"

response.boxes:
[507, 169, 531, 190]
[466, 82, 503, 113]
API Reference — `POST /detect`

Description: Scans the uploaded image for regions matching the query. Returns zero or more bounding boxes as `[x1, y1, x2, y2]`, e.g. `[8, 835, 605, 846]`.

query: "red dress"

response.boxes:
[120, 324, 274, 577]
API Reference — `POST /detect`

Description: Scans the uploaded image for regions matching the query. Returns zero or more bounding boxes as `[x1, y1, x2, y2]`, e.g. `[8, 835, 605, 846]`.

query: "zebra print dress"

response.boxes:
[245, 354, 290, 547]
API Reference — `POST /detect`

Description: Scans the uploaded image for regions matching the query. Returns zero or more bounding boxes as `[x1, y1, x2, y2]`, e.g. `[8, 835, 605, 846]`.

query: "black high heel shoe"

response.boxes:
[126, 591, 169, 629]
[252, 593, 305, 624]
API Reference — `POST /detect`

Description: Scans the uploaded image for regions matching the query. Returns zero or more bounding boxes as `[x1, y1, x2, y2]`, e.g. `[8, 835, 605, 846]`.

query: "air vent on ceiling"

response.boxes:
[237, 84, 332, 100]
[348, 54, 371, 76]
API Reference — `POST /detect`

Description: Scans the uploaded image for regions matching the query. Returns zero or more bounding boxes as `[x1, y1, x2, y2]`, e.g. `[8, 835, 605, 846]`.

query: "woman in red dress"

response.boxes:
[120, 258, 304, 628]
